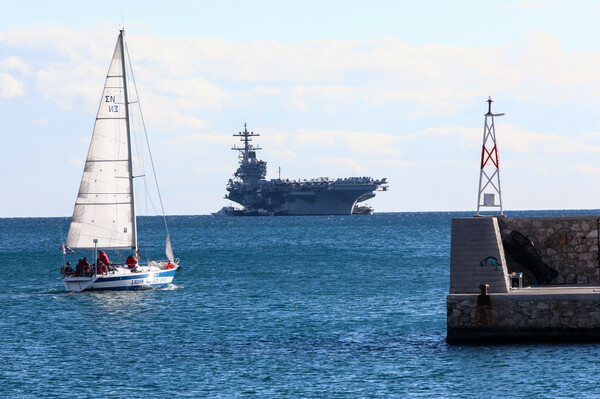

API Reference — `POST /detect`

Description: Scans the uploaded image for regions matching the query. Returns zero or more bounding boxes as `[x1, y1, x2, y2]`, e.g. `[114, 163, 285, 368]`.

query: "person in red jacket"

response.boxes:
[98, 251, 110, 266]
[75, 257, 91, 275]
[76, 259, 83, 275]
[95, 251, 109, 275]
[126, 254, 138, 269]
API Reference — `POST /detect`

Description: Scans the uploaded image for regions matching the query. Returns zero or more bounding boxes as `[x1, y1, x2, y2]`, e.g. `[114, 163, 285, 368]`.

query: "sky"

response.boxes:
[2, 0, 600, 216]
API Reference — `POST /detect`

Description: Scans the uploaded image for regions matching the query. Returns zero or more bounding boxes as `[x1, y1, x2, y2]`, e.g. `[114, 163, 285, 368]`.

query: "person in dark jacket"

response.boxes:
[64, 262, 73, 275]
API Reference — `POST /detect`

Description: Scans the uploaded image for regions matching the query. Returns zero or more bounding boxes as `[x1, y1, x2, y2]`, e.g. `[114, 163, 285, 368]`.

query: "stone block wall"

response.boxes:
[498, 217, 600, 285]
[447, 293, 600, 342]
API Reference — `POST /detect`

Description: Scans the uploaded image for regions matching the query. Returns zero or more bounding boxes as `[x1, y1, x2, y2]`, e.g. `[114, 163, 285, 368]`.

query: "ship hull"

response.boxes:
[275, 185, 379, 215]
[223, 183, 382, 216]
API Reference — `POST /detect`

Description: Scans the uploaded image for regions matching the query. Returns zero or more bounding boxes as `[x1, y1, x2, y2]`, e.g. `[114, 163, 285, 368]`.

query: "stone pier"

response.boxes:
[447, 216, 600, 343]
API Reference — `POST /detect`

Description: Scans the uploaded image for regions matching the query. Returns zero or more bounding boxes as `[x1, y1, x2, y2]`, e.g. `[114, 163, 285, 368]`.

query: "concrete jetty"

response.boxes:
[447, 215, 600, 343]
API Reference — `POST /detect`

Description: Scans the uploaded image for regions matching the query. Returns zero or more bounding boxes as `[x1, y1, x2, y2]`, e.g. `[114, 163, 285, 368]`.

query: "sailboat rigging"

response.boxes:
[61, 29, 180, 292]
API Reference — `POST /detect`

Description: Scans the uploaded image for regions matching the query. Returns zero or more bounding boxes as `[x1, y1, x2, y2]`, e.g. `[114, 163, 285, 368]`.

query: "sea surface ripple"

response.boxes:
[2, 211, 600, 398]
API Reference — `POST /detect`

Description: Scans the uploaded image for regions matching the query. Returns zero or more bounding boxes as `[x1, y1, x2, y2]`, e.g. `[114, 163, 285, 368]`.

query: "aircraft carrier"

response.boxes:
[216, 124, 388, 216]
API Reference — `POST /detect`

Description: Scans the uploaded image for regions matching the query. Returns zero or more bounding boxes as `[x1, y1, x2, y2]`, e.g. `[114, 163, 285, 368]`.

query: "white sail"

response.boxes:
[66, 36, 135, 250]
[165, 235, 174, 262]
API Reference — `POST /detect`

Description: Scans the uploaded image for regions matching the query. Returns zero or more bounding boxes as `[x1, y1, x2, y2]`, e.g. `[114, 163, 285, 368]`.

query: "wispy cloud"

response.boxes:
[3, 27, 600, 119]
[152, 78, 230, 110]
[501, 125, 600, 154]
[0, 56, 29, 73]
[192, 165, 232, 175]
[31, 117, 48, 126]
[503, 1, 551, 8]
[573, 164, 600, 175]
[297, 129, 403, 157]
[421, 123, 600, 156]
[149, 110, 211, 131]
[0, 72, 24, 98]
[68, 158, 83, 168]
[170, 133, 230, 144]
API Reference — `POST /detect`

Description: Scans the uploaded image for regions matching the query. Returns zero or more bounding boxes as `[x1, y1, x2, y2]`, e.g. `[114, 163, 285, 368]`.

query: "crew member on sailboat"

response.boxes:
[126, 254, 138, 269]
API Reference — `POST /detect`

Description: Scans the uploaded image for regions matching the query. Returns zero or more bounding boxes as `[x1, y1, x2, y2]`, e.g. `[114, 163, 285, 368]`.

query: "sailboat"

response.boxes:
[61, 30, 180, 292]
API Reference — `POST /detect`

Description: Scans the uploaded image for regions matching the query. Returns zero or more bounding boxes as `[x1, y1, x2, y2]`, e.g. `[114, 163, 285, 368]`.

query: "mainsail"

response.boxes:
[66, 34, 136, 250]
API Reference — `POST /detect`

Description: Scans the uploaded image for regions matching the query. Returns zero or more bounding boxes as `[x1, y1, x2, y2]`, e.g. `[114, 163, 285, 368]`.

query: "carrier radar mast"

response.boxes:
[230, 123, 267, 188]
[232, 123, 262, 164]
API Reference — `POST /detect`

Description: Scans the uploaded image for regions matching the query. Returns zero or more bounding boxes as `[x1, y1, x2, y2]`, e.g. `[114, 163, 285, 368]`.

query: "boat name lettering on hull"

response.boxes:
[131, 277, 167, 285]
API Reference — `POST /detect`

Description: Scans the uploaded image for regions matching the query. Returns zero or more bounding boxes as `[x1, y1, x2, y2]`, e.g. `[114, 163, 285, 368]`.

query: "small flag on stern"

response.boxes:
[61, 244, 74, 254]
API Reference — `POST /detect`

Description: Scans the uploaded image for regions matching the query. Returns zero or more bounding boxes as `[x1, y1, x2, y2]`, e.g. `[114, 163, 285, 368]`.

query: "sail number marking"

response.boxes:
[105, 95, 118, 112]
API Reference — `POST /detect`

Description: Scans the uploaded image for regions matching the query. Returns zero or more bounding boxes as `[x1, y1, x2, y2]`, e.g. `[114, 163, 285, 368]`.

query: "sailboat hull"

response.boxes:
[64, 267, 178, 292]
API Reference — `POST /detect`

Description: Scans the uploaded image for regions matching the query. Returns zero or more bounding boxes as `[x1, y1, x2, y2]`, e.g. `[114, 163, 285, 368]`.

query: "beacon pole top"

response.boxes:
[486, 96, 505, 117]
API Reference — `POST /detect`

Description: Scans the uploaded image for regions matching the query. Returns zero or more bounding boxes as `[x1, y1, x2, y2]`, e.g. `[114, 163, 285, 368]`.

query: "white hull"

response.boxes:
[64, 264, 178, 292]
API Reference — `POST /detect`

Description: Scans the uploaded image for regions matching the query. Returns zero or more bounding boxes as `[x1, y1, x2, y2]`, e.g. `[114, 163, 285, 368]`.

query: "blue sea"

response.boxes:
[3, 211, 600, 398]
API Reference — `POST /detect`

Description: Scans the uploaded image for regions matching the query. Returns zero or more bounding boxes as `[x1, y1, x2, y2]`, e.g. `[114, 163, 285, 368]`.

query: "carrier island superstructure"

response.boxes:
[220, 124, 388, 216]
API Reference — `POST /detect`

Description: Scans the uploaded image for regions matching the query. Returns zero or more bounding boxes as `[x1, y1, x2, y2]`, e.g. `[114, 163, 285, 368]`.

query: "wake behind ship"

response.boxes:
[218, 124, 388, 216]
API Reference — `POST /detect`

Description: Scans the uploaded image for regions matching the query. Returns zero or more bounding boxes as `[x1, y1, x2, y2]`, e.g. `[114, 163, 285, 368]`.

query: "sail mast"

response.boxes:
[119, 29, 138, 254]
